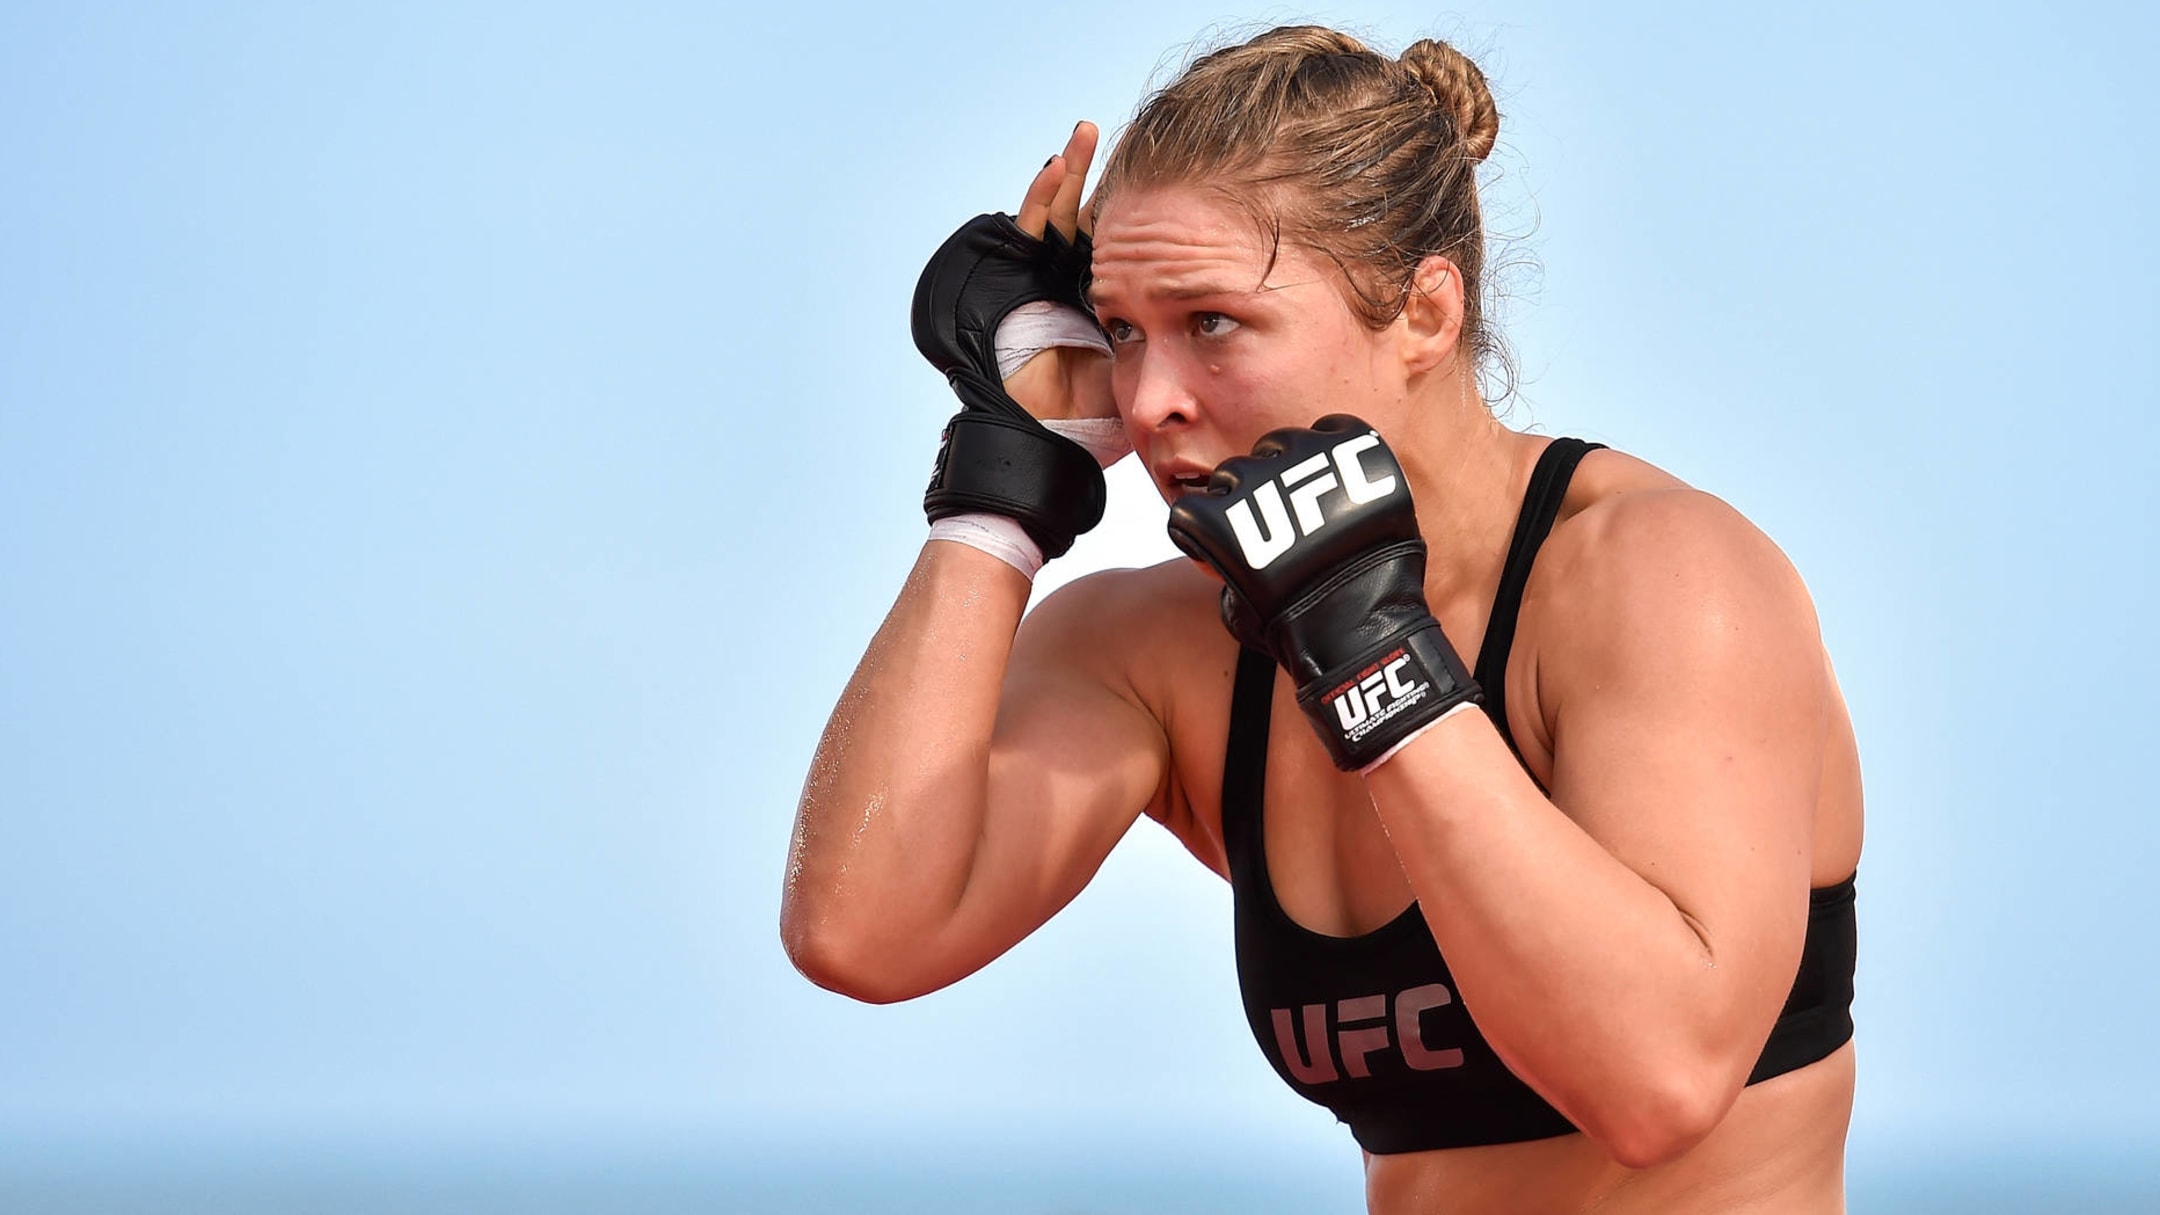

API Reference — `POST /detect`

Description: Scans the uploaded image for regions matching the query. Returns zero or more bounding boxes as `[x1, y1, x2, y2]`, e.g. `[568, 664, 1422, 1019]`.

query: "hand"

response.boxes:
[1165, 417, 1481, 771]
[910, 122, 1112, 560]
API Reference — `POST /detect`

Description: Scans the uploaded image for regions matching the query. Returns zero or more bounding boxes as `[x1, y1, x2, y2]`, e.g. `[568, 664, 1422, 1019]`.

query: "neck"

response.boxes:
[1391, 364, 1544, 629]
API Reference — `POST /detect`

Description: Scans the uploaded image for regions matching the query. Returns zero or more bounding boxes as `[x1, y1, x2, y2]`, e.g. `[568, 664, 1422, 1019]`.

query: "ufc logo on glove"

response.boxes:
[1325, 649, 1431, 739]
[1226, 432, 1399, 569]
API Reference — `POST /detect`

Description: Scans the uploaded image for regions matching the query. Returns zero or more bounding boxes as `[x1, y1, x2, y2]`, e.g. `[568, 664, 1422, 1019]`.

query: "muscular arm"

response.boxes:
[782, 541, 1170, 1004]
[1364, 490, 1829, 1168]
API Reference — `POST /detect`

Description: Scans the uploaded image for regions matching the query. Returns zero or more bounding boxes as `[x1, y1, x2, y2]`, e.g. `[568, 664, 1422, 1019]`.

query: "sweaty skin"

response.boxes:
[785, 123, 1863, 1215]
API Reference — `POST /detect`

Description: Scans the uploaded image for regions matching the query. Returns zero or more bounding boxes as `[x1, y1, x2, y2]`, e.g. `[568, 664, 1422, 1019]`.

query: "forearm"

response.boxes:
[783, 539, 1031, 993]
[1364, 713, 1745, 1165]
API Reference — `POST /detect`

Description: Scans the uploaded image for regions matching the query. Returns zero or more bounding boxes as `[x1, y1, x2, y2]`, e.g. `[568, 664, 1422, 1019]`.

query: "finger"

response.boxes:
[1015, 154, 1062, 238]
[1048, 121, 1099, 239]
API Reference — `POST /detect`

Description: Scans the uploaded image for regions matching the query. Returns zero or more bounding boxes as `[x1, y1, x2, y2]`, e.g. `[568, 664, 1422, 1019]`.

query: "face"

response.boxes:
[1088, 185, 1412, 503]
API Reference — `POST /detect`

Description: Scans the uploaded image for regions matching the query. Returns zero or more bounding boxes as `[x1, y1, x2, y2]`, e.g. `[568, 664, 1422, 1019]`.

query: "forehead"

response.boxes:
[1088, 186, 1327, 307]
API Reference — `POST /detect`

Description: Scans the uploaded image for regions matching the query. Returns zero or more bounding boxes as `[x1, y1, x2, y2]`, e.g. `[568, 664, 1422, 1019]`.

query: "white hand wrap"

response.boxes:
[927, 512, 1045, 580]
[993, 300, 1111, 378]
[1356, 700, 1483, 777]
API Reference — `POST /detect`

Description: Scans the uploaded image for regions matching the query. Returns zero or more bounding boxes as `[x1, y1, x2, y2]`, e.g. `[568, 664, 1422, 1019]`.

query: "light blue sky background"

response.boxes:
[3, 0, 2156, 1201]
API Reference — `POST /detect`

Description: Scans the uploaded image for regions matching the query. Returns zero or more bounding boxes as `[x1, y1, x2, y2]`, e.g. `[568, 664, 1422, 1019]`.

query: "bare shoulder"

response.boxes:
[1024, 554, 1239, 728]
[1522, 449, 1825, 739]
[1028, 555, 1221, 623]
[1543, 449, 1814, 619]
[1021, 557, 1225, 669]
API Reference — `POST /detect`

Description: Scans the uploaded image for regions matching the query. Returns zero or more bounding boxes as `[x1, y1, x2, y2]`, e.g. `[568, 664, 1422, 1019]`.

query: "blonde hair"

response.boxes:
[1096, 26, 1508, 390]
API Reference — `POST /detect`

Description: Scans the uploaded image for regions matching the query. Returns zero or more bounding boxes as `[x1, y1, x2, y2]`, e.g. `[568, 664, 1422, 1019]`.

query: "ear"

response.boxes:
[1396, 255, 1464, 376]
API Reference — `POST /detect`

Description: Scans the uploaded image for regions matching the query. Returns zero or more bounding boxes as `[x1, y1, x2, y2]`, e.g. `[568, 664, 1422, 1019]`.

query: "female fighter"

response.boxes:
[784, 26, 1861, 1214]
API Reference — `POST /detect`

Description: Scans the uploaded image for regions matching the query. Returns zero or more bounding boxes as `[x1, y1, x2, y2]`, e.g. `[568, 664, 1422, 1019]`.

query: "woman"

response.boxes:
[784, 26, 1861, 1214]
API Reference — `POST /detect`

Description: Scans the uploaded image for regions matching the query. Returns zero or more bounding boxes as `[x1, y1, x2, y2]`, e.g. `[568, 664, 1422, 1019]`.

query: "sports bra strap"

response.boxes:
[1221, 645, 1278, 863]
[1473, 438, 1605, 763]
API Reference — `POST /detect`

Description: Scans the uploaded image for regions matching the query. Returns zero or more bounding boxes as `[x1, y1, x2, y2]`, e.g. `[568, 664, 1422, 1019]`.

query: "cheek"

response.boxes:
[1244, 333, 1362, 414]
[1313, 327, 1395, 406]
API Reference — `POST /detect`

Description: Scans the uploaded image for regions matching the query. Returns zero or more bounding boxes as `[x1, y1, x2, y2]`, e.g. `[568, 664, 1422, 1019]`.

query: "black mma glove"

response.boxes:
[1166, 416, 1481, 772]
[911, 213, 1106, 560]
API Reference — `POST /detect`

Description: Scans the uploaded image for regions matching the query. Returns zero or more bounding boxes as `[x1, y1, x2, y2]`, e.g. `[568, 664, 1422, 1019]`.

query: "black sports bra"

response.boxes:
[1222, 437, 1858, 1155]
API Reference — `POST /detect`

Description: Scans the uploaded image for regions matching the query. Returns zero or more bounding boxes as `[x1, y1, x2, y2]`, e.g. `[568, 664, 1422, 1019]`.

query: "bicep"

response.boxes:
[936, 574, 1173, 970]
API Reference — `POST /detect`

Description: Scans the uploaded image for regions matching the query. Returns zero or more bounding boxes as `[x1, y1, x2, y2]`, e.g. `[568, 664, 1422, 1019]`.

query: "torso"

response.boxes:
[1091, 439, 1864, 1214]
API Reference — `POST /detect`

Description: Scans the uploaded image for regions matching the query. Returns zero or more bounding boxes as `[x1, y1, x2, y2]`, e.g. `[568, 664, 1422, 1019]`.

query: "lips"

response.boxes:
[1158, 462, 1217, 496]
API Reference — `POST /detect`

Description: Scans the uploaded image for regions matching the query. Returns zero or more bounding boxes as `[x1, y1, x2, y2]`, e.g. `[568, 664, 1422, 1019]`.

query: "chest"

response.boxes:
[1162, 599, 1553, 936]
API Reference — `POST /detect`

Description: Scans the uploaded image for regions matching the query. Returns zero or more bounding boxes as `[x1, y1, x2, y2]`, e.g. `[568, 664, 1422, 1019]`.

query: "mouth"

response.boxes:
[1155, 458, 1217, 497]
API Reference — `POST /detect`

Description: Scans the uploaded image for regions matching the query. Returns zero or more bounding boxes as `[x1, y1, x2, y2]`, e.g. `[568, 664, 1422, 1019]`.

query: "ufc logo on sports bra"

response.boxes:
[1227, 432, 1396, 570]
[1271, 983, 1466, 1085]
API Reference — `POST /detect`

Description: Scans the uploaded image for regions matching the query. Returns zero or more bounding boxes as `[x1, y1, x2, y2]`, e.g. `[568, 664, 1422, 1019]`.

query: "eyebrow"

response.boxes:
[1087, 280, 1256, 309]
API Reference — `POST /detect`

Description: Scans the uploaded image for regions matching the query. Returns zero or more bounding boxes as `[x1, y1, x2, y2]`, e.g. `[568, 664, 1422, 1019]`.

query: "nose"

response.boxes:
[1119, 344, 1199, 437]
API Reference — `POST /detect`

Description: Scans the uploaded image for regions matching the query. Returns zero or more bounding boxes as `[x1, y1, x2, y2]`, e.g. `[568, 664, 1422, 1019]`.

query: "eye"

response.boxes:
[1194, 312, 1241, 338]
[1102, 317, 1142, 346]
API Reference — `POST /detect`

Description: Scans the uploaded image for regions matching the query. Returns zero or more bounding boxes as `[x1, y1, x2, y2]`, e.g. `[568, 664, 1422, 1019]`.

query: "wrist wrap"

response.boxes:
[928, 511, 1045, 579]
[1258, 541, 1480, 771]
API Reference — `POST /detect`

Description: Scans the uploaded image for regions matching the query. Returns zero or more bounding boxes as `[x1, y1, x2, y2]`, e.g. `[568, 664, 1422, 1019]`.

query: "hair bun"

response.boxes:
[1400, 38, 1498, 163]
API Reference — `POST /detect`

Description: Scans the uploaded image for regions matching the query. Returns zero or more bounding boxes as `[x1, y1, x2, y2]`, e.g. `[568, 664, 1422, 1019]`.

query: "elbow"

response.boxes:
[1582, 1063, 1732, 1171]
[779, 910, 933, 1006]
